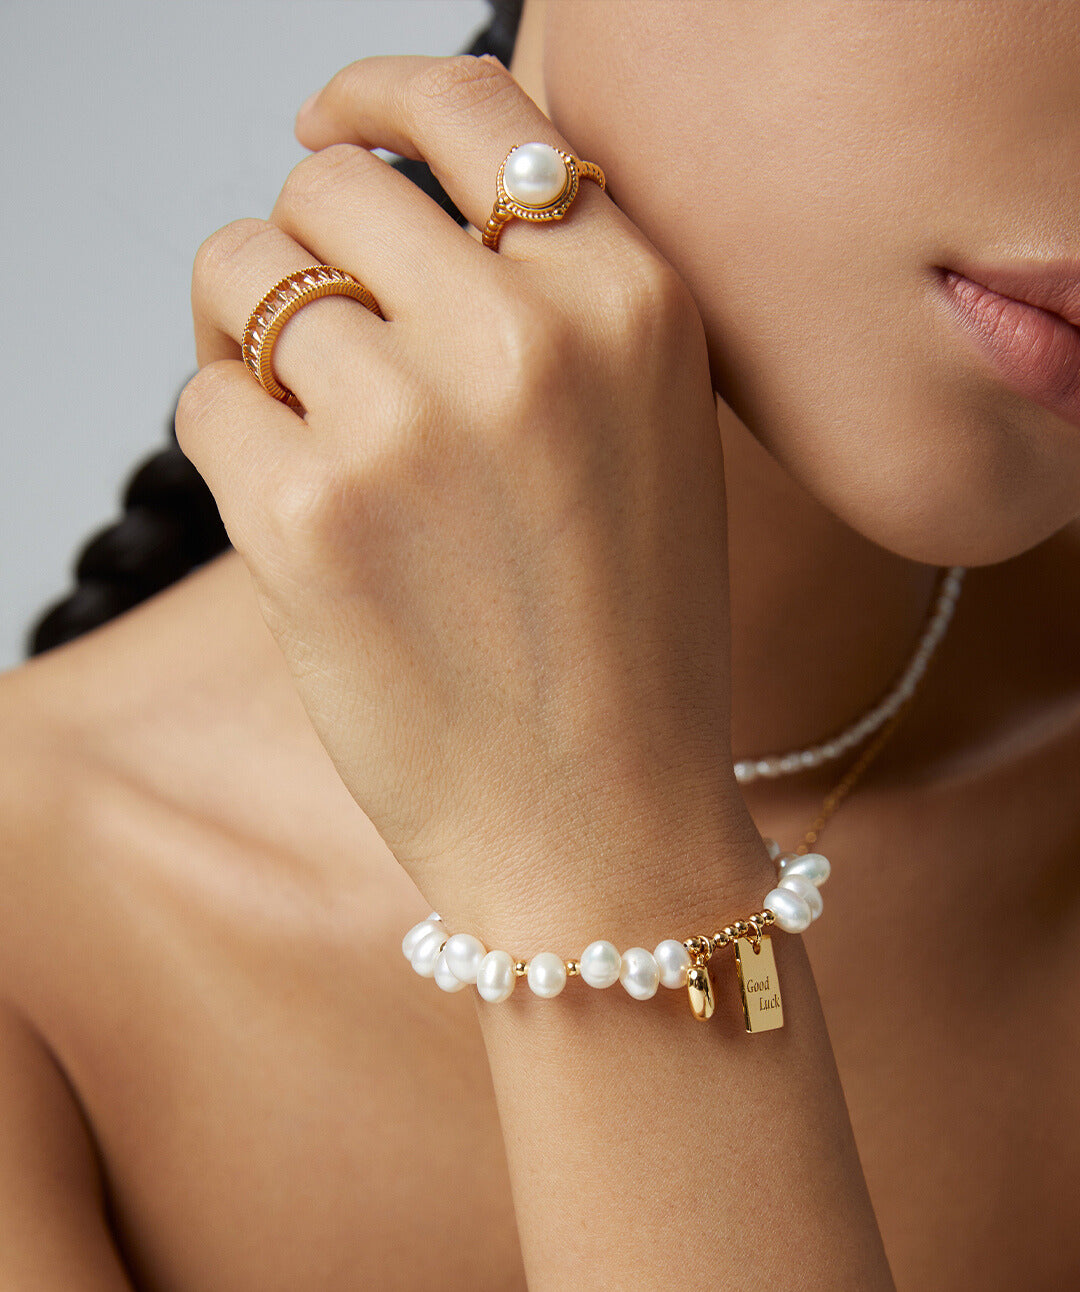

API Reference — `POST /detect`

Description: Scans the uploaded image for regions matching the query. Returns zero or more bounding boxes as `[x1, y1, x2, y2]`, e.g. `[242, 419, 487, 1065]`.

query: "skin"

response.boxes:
[1, 1, 1079, 1287]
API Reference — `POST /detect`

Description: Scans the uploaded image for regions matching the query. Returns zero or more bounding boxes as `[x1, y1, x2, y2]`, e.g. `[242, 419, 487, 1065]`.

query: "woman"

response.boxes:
[4, 0, 1078, 1286]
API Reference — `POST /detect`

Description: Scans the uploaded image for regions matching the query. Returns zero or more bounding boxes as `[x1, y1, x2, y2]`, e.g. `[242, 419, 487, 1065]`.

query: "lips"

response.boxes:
[937, 260, 1080, 428]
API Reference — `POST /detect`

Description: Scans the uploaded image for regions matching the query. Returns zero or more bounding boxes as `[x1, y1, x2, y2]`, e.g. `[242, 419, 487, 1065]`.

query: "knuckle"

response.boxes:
[174, 360, 236, 443]
[479, 298, 575, 420]
[276, 142, 364, 214]
[403, 54, 514, 118]
[260, 458, 355, 565]
[608, 245, 696, 331]
[192, 217, 273, 296]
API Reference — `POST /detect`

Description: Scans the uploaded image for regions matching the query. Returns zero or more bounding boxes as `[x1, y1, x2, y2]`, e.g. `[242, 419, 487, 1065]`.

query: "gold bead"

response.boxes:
[733, 920, 749, 938]
[566, 959, 580, 976]
[723, 925, 737, 940]
[683, 935, 712, 960]
[712, 930, 731, 948]
[513, 960, 528, 977]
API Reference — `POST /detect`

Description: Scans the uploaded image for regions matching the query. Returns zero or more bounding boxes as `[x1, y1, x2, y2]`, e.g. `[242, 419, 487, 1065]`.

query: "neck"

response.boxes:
[719, 401, 938, 764]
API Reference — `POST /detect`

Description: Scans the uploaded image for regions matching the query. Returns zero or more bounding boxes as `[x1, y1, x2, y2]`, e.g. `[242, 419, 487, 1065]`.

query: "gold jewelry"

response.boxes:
[482, 141, 606, 250]
[403, 659, 924, 1032]
[241, 265, 383, 409]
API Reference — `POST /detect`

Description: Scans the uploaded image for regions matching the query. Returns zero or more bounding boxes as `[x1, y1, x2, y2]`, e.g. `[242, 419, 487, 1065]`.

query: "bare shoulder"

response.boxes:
[0, 669, 136, 1287]
[0, 550, 424, 1010]
[0, 557, 525, 1290]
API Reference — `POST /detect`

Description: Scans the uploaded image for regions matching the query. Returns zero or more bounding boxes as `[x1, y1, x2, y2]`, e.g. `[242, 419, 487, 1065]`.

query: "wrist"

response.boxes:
[414, 789, 775, 957]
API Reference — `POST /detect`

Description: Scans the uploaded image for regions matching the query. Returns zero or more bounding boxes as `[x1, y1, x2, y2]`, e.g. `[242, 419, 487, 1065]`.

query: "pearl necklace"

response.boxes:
[733, 566, 966, 784]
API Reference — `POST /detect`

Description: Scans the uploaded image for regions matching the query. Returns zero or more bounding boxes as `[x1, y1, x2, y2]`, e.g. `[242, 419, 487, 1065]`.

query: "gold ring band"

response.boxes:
[241, 265, 383, 409]
[482, 142, 606, 251]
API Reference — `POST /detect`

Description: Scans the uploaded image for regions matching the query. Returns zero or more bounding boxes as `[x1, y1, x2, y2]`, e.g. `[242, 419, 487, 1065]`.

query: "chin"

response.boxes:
[804, 416, 1080, 568]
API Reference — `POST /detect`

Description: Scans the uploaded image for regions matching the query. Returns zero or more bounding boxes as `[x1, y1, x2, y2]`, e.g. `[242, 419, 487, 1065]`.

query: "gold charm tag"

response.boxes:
[734, 934, 784, 1033]
[686, 961, 715, 1020]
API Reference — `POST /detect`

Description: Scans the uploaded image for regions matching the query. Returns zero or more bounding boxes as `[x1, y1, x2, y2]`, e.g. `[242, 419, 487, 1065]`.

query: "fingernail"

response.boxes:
[297, 90, 319, 118]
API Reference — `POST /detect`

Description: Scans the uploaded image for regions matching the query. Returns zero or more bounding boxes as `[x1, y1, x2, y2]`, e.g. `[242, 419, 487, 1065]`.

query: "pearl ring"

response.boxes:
[481, 141, 606, 250]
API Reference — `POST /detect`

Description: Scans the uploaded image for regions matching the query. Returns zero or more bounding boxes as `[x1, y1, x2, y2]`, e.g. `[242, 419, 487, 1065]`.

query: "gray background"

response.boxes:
[0, 0, 488, 667]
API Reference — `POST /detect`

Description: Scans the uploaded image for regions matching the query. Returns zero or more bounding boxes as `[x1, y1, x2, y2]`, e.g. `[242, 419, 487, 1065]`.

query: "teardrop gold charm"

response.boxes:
[687, 962, 715, 1020]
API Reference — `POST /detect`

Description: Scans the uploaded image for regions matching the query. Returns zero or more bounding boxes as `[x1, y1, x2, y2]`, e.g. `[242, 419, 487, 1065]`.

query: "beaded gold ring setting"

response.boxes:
[241, 265, 383, 409]
[482, 141, 606, 250]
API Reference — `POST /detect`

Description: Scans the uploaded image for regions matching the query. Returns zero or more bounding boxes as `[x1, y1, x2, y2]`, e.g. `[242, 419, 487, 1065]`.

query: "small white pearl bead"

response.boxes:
[653, 939, 691, 988]
[781, 851, 831, 886]
[756, 758, 781, 778]
[476, 950, 517, 1003]
[443, 932, 487, 984]
[434, 949, 468, 992]
[763, 887, 813, 933]
[401, 918, 442, 960]
[762, 836, 781, 861]
[503, 142, 568, 207]
[779, 872, 824, 920]
[527, 952, 568, 998]
[620, 947, 660, 1000]
[800, 749, 822, 768]
[734, 760, 756, 782]
[410, 928, 447, 977]
[579, 940, 622, 988]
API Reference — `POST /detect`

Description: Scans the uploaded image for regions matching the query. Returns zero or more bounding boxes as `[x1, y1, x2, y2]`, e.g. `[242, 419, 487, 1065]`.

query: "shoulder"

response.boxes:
[0, 649, 127, 1011]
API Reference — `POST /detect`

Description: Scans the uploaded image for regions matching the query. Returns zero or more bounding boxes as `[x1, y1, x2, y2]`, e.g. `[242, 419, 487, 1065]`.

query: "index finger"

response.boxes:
[293, 54, 614, 256]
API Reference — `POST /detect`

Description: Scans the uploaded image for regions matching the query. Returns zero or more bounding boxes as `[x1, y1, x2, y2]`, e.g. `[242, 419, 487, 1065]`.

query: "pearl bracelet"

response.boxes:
[401, 841, 830, 1033]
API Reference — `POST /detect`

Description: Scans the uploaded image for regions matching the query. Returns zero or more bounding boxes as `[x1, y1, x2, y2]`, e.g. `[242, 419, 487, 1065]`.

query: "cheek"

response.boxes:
[542, 0, 1080, 564]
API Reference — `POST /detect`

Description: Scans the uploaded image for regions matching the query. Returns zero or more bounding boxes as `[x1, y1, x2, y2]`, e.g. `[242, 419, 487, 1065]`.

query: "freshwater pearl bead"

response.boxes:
[434, 949, 468, 992]
[654, 939, 692, 989]
[579, 940, 622, 988]
[410, 927, 447, 977]
[620, 947, 661, 1000]
[762, 836, 781, 861]
[779, 872, 823, 920]
[401, 918, 442, 960]
[443, 932, 487, 984]
[503, 142, 568, 208]
[763, 887, 813, 934]
[476, 950, 517, 1003]
[527, 951, 568, 998]
[781, 851, 831, 887]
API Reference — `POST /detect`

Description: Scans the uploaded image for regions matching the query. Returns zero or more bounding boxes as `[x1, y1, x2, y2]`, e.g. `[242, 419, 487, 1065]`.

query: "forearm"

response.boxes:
[447, 816, 896, 1290]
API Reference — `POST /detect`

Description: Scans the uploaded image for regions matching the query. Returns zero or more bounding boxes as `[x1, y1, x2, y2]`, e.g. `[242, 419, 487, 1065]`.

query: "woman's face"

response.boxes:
[538, 0, 1080, 564]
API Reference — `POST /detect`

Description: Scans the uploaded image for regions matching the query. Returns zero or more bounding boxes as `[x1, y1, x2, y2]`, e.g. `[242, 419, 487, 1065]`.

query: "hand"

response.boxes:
[177, 54, 765, 944]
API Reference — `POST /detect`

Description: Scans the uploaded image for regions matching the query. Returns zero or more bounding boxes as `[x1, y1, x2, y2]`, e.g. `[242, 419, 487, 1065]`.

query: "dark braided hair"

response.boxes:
[28, 0, 525, 657]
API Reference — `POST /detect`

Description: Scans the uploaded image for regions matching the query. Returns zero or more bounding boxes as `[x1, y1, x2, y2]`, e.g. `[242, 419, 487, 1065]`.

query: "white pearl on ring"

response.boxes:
[653, 939, 692, 989]
[503, 142, 569, 208]
[476, 950, 517, 1003]
[620, 947, 661, 1000]
[579, 940, 622, 988]
[527, 951, 568, 998]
